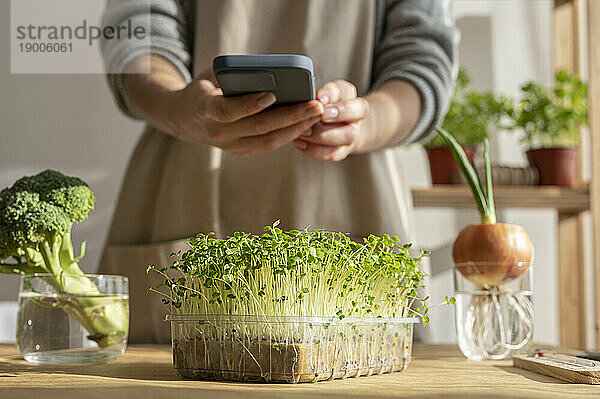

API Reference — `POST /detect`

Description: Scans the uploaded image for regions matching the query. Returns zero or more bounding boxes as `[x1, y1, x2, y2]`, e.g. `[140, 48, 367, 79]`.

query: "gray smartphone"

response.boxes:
[213, 54, 316, 105]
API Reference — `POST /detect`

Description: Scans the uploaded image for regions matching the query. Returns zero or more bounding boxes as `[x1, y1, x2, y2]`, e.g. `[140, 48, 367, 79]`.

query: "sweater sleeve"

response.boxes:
[372, 0, 459, 144]
[101, 0, 193, 119]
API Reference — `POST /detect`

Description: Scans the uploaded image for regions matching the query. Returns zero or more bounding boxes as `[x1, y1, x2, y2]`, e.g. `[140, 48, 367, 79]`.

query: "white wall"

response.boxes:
[0, 0, 583, 348]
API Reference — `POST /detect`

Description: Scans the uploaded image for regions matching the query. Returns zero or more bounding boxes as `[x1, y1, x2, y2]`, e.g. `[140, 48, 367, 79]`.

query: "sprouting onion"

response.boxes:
[435, 126, 533, 288]
[435, 127, 534, 359]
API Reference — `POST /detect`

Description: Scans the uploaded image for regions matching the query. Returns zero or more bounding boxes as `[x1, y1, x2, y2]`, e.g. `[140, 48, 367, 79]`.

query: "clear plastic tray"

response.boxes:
[166, 314, 418, 383]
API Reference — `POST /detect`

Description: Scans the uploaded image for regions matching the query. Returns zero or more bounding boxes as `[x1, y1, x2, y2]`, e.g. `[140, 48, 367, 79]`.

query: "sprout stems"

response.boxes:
[148, 226, 430, 322]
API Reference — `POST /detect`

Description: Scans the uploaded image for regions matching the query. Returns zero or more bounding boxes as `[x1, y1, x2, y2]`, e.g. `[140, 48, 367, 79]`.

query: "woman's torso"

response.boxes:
[100, 0, 416, 343]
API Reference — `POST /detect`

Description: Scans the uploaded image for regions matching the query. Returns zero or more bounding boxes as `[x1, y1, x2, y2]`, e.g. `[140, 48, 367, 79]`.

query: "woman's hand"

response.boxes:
[123, 56, 323, 157]
[124, 56, 420, 159]
[292, 79, 422, 160]
[293, 80, 369, 161]
[168, 76, 323, 157]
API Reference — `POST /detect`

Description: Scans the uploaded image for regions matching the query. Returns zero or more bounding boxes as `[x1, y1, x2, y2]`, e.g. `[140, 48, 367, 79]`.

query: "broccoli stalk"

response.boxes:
[0, 170, 128, 347]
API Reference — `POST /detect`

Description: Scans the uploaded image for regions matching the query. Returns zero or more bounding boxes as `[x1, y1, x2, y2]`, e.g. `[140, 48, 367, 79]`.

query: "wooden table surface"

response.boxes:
[0, 344, 597, 398]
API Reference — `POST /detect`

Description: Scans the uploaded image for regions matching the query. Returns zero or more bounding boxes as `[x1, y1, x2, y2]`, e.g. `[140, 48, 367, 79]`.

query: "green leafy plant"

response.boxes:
[513, 69, 588, 148]
[148, 222, 434, 322]
[425, 68, 513, 148]
[0, 170, 128, 347]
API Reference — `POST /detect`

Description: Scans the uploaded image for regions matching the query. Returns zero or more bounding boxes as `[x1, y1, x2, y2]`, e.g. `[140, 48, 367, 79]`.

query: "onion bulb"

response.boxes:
[453, 222, 534, 288]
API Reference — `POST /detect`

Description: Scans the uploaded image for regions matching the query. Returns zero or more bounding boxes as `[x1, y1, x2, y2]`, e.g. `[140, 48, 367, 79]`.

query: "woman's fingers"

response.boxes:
[230, 116, 321, 156]
[293, 140, 353, 162]
[199, 84, 277, 123]
[322, 97, 369, 123]
[293, 120, 361, 161]
[196, 68, 219, 87]
[233, 100, 323, 138]
[301, 122, 358, 146]
[316, 80, 368, 124]
[317, 80, 357, 105]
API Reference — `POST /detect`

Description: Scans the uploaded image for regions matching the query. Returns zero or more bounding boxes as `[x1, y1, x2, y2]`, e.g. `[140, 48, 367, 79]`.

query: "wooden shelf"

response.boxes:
[412, 185, 590, 213]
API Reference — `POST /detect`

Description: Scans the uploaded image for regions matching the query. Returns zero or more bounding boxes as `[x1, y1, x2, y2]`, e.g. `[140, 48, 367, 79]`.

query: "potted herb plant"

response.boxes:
[149, 223, 442, 383]
[513, 70, 588, 187]
[424, 69, 512, 184]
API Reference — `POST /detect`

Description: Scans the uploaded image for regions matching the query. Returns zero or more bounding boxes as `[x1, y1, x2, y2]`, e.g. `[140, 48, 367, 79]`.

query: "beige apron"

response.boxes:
[99, 0, 417, 343]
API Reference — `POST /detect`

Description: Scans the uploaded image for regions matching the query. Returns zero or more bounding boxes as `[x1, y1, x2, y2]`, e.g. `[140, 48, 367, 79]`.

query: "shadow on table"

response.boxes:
[495, 365, 566, 384]
[0, 359, 180, 381]
[0, 386, 529, 399]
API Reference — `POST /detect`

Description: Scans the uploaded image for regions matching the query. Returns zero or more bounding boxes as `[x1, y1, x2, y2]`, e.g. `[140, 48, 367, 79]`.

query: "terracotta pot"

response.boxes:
[526, 147, 578, 187]
[426, 146, 476, 185]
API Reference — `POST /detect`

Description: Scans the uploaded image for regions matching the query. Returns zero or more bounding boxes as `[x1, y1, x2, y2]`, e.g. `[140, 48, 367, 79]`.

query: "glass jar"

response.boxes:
[16, 274, 129, 364]
[453, 262, 533, 360]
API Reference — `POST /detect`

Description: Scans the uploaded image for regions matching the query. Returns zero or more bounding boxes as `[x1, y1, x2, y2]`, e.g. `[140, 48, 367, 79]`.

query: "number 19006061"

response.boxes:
[19, 42, 73, 53]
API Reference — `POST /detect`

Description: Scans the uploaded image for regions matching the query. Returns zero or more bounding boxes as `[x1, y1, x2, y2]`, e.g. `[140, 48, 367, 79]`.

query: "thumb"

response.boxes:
[196, 78, 223, 97]
[197, 68, 219, 87]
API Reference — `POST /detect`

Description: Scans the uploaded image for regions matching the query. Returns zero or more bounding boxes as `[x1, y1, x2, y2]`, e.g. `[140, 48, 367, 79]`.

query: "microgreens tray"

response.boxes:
[167, 314, 418, 383]
[150, 223, 430, 383]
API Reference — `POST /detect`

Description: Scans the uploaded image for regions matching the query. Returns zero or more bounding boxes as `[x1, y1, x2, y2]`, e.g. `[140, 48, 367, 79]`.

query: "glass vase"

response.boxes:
[453, 262, 534, 360]
[16, 274, 129, 364]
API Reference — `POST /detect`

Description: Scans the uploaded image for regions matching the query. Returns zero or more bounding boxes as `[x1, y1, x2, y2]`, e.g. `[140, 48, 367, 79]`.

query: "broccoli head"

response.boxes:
[0, 170, 94, 269]
[1, 170, 128, 348]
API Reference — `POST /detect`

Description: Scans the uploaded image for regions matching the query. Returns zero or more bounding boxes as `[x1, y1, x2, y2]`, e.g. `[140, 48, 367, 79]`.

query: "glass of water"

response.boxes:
[453, 263, 533, 360]
[16, 274, 129, 364]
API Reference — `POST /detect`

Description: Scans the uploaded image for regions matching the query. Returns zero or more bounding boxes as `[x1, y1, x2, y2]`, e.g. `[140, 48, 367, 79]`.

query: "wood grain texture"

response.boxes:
[553, 0, 579, 74]
[513, 355, 600, 384]
[587, 0, 600, 348]
[558, 213, 588, 349]
[411, 185, 590, 212]
[552, 0, 588, 350]
[1, 344, 599, 399]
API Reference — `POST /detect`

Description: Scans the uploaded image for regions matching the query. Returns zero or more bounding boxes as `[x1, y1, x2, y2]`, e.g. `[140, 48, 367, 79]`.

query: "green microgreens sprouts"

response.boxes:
[148, 222, 431, 323]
